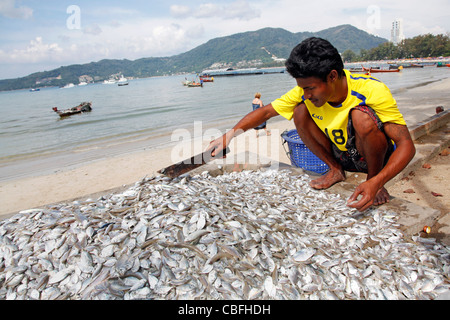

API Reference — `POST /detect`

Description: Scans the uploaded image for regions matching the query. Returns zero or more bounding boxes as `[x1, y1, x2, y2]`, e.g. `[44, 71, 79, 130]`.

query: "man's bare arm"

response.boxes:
[348, 123, 416, 211]
[378, 122, 416, 185]
[209, 104, 280, 156]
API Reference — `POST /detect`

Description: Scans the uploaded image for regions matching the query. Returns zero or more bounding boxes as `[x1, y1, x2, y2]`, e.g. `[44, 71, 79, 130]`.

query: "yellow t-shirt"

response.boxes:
[272, 69, 406, 151]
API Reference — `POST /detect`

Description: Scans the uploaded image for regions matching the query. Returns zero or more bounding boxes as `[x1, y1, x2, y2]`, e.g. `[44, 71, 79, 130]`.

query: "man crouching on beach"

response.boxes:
[207, 37, 416, 212]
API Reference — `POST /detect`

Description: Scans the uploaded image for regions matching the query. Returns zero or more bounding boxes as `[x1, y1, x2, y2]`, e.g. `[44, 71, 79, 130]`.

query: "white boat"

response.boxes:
[62, 83, 75, 89]
[117, 76, 129, 86]
[103, 79, 116, 84]
[78, 82, 88, 86]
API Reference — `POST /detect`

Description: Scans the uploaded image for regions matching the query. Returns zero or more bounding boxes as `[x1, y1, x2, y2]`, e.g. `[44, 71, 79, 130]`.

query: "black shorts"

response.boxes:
[331, 105, 395, 173]
[255, 123, 267, 130]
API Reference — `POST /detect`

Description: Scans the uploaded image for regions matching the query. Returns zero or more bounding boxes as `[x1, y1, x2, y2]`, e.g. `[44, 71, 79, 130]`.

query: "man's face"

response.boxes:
[296, 75, 334, 107]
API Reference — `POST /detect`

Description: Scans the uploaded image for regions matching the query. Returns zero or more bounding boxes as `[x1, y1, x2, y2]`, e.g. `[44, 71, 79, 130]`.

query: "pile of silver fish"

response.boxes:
[1, 169, 449, 300]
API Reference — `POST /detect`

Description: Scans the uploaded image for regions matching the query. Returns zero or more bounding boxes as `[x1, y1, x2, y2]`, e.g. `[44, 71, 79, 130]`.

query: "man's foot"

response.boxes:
[374, 187, 390, 205]
[309, 169, 346, 190]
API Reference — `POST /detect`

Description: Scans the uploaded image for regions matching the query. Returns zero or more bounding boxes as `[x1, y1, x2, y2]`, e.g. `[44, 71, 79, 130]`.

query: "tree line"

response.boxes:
[342, 33, 450, 62]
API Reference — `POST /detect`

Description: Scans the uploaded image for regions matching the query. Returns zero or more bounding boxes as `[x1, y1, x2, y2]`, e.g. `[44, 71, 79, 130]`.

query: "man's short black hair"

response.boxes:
[285, 37, 344, 82]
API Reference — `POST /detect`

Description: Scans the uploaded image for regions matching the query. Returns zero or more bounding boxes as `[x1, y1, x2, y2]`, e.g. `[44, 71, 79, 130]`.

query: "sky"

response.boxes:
[0, 0, 449, 80]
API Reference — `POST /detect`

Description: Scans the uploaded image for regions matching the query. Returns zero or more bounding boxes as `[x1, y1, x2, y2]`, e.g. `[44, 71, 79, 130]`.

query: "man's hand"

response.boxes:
[347, 123, 415, 212]
[207, 133, 230, 158]
[347, 180, 380, 211]
[207, 104, 279, 158]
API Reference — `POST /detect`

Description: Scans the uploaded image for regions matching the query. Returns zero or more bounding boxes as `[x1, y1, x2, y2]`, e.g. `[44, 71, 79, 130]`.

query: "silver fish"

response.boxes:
[0, 169, 449, 300]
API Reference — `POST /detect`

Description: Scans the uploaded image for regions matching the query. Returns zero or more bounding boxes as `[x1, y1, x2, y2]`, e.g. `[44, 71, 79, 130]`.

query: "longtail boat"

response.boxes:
[362, 66, 402, 73]
[52, 102, 92, 118]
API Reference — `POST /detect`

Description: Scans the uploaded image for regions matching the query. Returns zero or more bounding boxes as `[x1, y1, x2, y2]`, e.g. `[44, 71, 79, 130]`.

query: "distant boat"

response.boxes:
[199, 75, 214, 82]
[436, 62, 450, 68]
[187, 82, 203, 87]
[117, 76, 129, 86]
[389, 63, 423, 69]
[62, 83, 75, 89]
[52, 102, 92, 118]
[201, 67, 285, 77]
[78, 82, 88, 86]
[103, 79, 116, 84]
[349, 68, 365, 73]
[29, 88, 40, 92]
[362, 66, 402, 73]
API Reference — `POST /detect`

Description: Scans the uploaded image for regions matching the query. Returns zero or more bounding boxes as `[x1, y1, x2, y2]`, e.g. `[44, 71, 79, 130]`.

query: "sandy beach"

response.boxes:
[1, 76, 449, 219]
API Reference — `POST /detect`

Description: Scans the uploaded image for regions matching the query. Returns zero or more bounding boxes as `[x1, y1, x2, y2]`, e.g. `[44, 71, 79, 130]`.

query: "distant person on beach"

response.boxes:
[252, 93, 271, 137]
[208, 37, 416, 212]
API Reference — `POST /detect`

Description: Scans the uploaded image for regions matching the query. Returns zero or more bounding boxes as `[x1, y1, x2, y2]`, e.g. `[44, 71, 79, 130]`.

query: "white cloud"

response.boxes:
[222, 0, 259, 21]
[1, 0, 449, 80]
[186, 24, 205, 39]
[149, 24, 188, 53]
[83, 24, 103, 36]
[60, 20, 201, 61]
[170, 5, 191, 18]
[0, 19, 205, 76]
[195, 3, 219, 18]
[170, 1, 261, 21]
[240, 0, 450, 40]
[88, 6, 141, 18]
[405, 21, 447, 37]
[109, 21, 122, 28]
[0, 0, 33, 19]
[0, 37, 64, 64]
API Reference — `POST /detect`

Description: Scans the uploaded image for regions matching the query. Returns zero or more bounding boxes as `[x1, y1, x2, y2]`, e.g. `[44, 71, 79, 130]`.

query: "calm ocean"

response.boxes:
[0, 66, 448, 181]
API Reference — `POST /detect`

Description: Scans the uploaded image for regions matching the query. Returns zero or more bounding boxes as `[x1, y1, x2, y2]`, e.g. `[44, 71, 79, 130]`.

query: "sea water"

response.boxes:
[0, 67, 448, 181]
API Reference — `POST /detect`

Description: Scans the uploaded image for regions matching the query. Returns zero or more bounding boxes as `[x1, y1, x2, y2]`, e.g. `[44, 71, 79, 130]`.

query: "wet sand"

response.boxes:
[1, 77, 449, 218]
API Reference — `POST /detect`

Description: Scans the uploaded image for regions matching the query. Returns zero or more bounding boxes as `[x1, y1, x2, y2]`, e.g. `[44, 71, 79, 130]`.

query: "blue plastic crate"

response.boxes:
[281, 129, 329, 175]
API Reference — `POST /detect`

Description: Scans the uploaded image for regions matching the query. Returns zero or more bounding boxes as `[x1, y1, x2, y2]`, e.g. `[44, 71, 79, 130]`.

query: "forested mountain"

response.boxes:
[0, 24, 387, 91]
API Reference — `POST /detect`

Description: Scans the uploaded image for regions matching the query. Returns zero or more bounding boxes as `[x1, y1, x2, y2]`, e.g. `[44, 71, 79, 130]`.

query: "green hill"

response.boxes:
[0, 25, 387, 91]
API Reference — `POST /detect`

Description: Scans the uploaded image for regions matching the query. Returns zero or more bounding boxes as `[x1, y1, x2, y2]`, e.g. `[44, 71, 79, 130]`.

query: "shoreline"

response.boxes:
[0, 115, 246, 183]
[1, 77, 450, 218]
